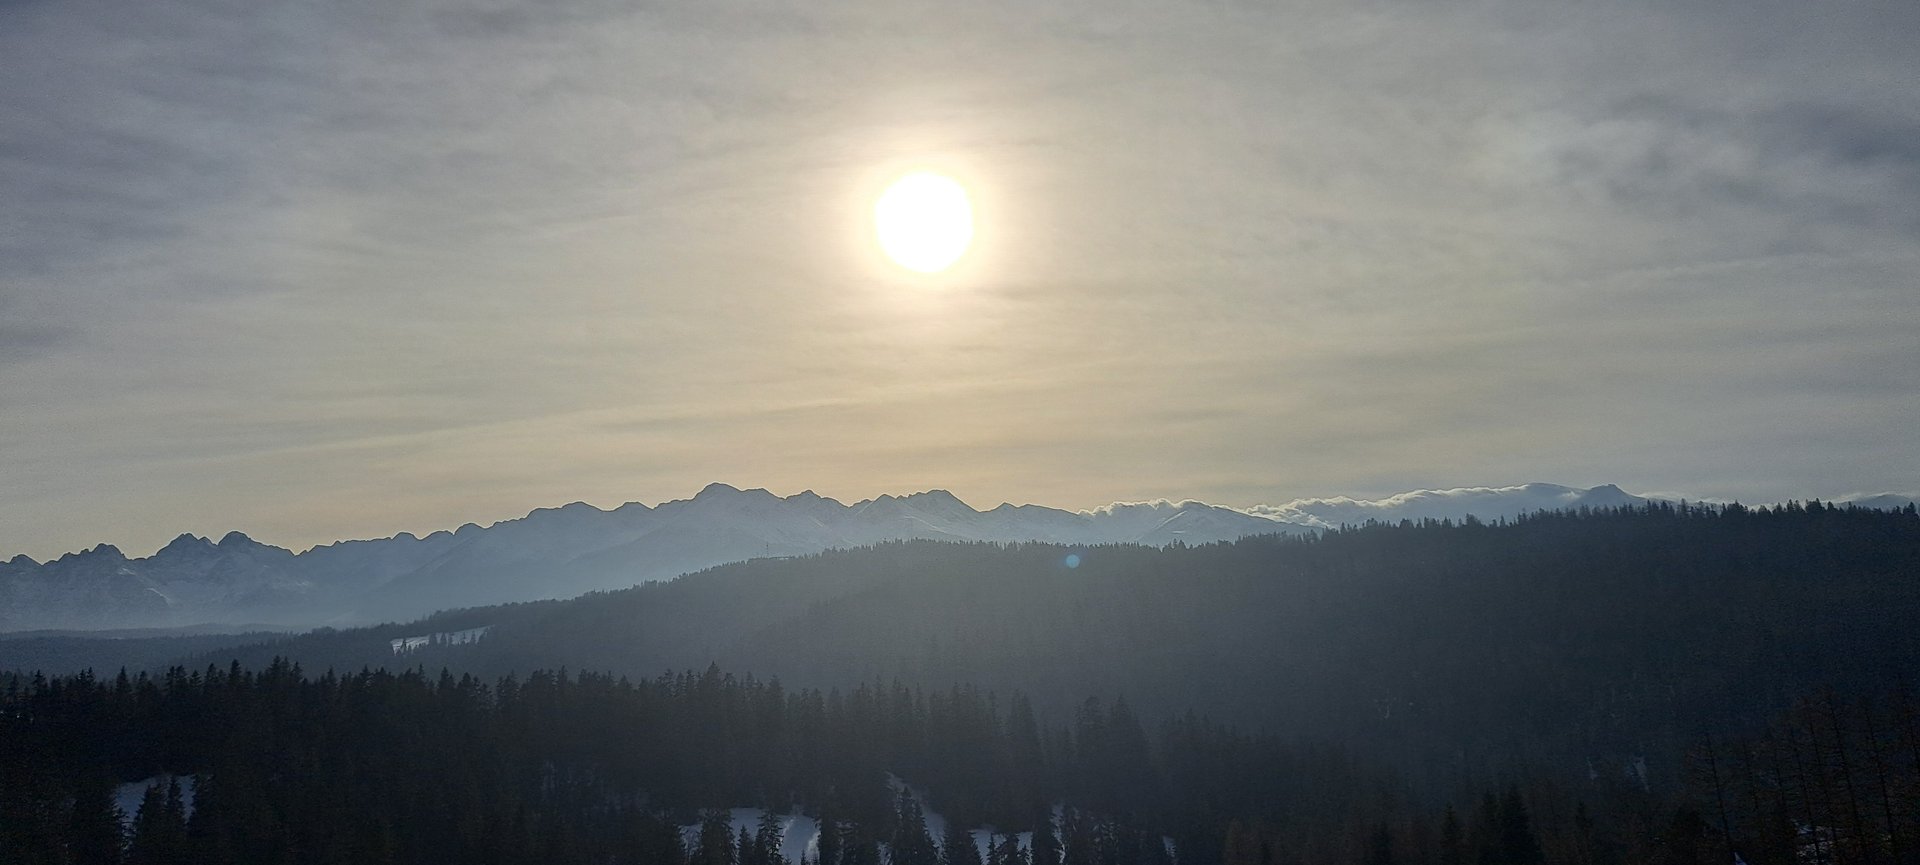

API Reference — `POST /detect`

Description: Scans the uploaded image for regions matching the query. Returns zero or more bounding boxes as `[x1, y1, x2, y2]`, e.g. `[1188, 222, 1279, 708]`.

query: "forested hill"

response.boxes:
[19, 502, 1920, 794]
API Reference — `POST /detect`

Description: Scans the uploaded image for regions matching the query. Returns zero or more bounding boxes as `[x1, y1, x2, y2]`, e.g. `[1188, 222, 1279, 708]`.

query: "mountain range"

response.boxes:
[2, 481, 1908, 633]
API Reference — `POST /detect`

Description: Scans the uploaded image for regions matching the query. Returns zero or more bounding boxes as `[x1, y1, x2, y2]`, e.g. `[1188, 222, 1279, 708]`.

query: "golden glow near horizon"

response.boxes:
[874, 171, 973, 274]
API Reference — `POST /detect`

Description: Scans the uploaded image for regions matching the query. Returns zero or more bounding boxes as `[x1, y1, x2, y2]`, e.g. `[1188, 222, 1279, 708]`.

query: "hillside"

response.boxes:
[90, 501, 1920, 796]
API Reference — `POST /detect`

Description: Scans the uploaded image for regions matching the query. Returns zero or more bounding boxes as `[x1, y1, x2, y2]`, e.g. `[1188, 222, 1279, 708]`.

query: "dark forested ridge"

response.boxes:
[4, 502, 1918, 864]
[2, 660, 1401, 865]
[7, 656, 1920, 864]
[80, 502, 1920, 789]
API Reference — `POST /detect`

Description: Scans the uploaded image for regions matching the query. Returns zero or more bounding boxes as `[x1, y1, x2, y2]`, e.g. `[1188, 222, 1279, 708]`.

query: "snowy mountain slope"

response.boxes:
[1837, 493, 1919, 511]
[0, 533, 315, 632]
[9, 481, 1895, 633]
[351, 485, 1306, 622]
[1, 483, 1312, 632]
[1248, 483, 1648, 528]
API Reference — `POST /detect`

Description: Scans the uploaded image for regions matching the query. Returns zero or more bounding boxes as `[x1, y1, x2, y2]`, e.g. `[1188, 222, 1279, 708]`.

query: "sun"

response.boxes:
[874, 171, 973, 274]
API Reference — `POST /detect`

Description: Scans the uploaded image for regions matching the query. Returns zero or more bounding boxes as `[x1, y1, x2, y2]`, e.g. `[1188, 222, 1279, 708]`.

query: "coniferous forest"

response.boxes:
[4, 503, 1919, 865]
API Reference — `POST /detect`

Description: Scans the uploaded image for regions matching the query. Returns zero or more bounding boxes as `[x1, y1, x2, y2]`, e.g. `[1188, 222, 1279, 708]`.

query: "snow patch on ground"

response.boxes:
[390, 625, 490, 654]
[889, 775, 1035, 864]
[680, 782, 1046, 865]
[680, 808, 823, 864]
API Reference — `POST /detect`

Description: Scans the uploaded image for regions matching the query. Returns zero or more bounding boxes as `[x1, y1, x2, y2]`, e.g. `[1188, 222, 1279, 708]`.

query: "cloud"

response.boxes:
[0, 0, 1916, 557]
[1494, 97, 1920, 243]
[0, 323, 72, 364]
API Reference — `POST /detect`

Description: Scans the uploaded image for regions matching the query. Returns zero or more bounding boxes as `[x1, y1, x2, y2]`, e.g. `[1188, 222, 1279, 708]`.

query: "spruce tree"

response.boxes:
[698, 811, 737, 865]
[127, 780, 190, 865]
[944, 819, 982, 865]
[889, 792, 939, 865]
[817, 815, 843, 865]
[996, 833, 1029, 865]
[67, 773, 124, 865]
[1060, 809, 1096, 865]
[1030, 810, 1061, 865]
[758, 811, 790, 865]
[741, 824, 761, 865]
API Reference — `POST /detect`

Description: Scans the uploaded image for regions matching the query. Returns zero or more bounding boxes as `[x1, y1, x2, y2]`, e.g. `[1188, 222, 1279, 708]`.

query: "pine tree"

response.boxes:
[741, 824, 761, 865]
[1061, 809, 1096, 865]
[67, 773, 125, 865]
[127, 780, 189, 865]
[845, 835, 882, 865]
[817, 815, 843, 865]
[944, 819, 982, 865]
[890, 791, 939, 865]
[1030, 809, 1061, 865]
[698, 811, 737, 865]
[996, 833, 1029, 865]
[759, 811, 790, 865]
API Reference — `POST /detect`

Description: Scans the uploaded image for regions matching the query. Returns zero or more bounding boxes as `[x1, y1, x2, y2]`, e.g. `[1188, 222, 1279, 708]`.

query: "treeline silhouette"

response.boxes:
[13, 659, 1914, 865]
[1676, 689, 1920, 865]
[149, 501, 1920, 796]
[7, 502, 1919, 864]
[1, 659, 1402, 864]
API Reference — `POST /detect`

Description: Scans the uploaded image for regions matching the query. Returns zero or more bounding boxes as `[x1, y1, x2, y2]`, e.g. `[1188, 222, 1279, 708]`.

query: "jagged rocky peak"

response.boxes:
[7, 553, 39, 567]
[907, 488, 963, 503]
[904, 489, 974, 512]
[67, 543, 126, 561]
[157, 533, 217, 557]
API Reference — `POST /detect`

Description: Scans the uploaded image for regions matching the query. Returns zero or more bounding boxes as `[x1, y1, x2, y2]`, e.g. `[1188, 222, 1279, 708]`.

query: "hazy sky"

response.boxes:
[4, 0, 1917, 559]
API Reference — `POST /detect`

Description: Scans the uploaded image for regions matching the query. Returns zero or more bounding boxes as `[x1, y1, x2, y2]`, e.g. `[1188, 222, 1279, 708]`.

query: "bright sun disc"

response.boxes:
[875, 172, 973, 273]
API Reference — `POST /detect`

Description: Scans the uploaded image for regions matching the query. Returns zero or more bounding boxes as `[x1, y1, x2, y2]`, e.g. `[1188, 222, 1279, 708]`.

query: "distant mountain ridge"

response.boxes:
[1250, 482, 1647, 527]
[3, 482, 1908, 633]
[0, 483, 1294, 632]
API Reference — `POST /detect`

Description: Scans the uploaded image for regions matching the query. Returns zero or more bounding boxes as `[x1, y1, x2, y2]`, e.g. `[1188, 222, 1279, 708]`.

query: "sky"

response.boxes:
[3, 0, 1917, 560]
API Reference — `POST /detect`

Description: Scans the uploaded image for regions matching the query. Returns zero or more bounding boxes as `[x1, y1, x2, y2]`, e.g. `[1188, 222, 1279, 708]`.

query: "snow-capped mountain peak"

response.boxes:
[9, 481, 1900, 634]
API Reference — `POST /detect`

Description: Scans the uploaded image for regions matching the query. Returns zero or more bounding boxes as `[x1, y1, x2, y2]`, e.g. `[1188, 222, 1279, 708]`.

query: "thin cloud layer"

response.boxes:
[2, 0, 1916, 559]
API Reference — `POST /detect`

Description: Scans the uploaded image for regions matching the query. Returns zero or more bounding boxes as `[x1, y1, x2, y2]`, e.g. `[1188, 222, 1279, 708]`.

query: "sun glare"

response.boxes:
[874, 171, 973, 274]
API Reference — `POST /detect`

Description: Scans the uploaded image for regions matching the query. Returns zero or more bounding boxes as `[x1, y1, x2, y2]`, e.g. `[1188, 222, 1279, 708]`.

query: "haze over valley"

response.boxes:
[0, 481, 1731, 632]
